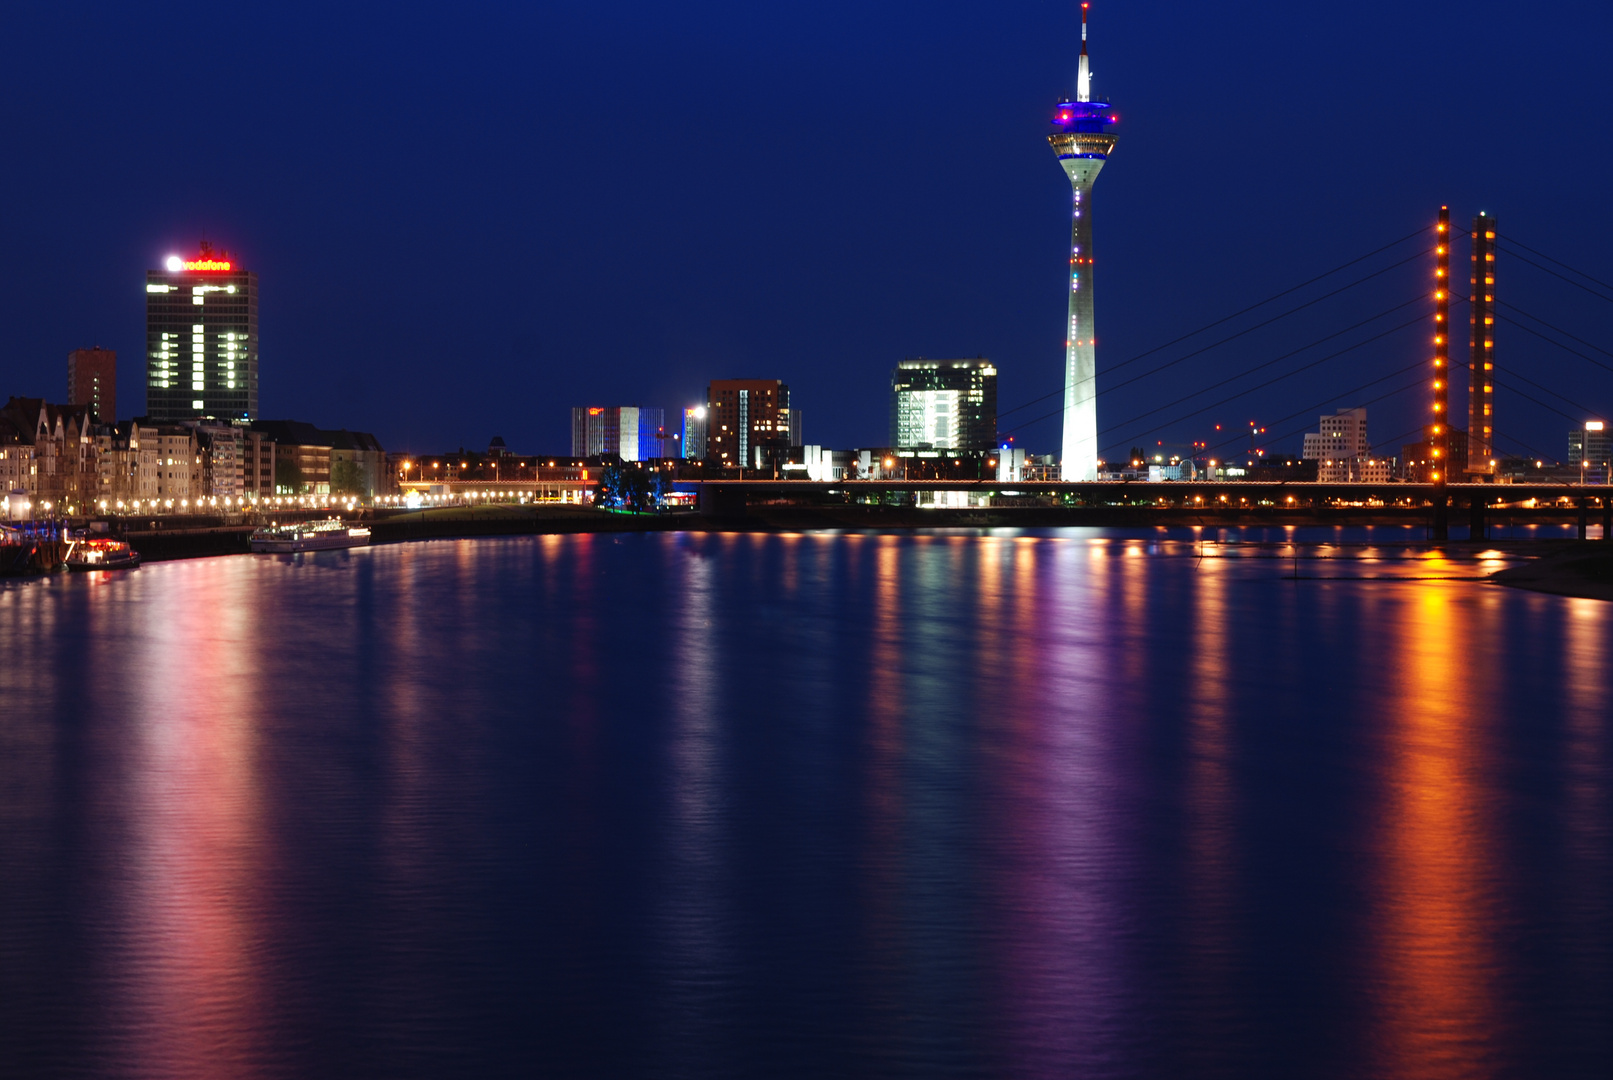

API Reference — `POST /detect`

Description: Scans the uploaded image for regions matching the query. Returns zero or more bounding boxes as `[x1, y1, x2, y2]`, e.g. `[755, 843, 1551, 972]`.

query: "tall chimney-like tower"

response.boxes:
[1049, 2, 1117, 481]
[1468, 213, 1496, 475]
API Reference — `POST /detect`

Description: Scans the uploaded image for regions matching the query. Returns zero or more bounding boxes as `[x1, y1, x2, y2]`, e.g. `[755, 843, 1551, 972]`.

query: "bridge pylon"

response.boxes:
[1431, 207, 1451, 540]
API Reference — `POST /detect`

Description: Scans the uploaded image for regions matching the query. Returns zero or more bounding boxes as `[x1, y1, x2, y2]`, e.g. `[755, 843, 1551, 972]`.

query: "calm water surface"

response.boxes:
[0, 530, 1608, 1078]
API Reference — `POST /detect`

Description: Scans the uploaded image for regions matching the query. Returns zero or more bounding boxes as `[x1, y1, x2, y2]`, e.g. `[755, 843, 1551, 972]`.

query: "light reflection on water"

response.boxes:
[0, 531, 1609, 1079]
[1371, 586, 1502, 1075]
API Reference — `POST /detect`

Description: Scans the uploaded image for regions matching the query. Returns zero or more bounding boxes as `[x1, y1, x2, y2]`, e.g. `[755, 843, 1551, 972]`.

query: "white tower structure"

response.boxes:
[1049, 3, 1118, 481]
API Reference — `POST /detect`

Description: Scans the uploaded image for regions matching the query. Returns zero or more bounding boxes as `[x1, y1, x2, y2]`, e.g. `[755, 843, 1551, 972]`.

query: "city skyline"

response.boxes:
[0, 2, 1609, 459]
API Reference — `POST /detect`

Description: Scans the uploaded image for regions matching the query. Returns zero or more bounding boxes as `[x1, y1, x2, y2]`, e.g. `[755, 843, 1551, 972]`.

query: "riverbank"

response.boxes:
[61, 505, 1613, 606]
[1489, 547, 1613, 601]
[107, 505, 683, 562]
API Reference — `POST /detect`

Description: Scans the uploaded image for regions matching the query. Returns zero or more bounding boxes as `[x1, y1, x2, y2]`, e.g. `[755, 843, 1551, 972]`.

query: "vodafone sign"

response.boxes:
[164, 254, 233, 272]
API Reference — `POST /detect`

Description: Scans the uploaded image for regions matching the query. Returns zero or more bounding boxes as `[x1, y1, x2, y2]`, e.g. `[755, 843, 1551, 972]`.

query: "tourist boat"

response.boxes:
[250, 518, 372, 553]
[65, 536, 141, 571]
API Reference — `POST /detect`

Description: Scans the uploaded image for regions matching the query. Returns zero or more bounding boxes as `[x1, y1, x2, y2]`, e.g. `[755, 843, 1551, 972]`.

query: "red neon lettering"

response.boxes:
[183, 259, 233, 271]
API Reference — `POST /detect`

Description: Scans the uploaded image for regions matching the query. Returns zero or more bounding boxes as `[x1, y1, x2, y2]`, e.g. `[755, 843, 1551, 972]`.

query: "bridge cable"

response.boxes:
[1128, 290, 1469, 460]
[1493, 376, 1585, 424]
[1497, 235, 1613, 295]
[1092, 313, 1428, 455]
[1193, 366, 1429, 463]
[1478, 424, 1557, 465]
[1495, 366, 1607, 421]
[1090, 255, 1430, 403]
[1002, 302, 1431, 443]
[1091, 295, 1426, 438]
[1495, 306, 1613, 374]
[1496, 245, 1613, 307]
[995, 231, 1431, 421]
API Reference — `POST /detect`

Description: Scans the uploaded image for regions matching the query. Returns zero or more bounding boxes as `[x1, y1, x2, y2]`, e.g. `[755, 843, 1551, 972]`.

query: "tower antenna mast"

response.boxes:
[1077, 3, 1091, 102]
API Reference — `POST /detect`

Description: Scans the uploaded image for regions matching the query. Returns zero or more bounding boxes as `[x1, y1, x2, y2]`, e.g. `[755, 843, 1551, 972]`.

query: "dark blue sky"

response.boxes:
[2, 1, 1610, 461]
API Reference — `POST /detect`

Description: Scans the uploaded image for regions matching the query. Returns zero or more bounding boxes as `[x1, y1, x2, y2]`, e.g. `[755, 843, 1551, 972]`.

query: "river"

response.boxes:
[0, 530, 1608, 1078]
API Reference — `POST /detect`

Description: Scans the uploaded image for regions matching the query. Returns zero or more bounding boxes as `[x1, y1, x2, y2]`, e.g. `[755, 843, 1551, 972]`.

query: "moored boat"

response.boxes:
[250, 519, 371, 553]
[1, 522, 71, 576]
[65, 537, 141, 571]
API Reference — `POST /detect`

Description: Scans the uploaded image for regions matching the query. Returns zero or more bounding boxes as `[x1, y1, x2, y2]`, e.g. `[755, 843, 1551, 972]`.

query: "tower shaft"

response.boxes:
[1055, 151, 1109, 480]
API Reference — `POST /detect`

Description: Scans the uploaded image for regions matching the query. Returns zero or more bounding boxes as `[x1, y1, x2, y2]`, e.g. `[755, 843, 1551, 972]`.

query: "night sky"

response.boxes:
[2, 1, 1610, 462]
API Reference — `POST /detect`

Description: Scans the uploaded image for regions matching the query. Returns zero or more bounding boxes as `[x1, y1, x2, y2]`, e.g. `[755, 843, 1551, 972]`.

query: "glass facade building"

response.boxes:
[682, 406, 708, 460]
[890, 359, 997, 450]
[145, 244, 258, 421]
[1569, 421, 1611, 482]
[570, 406, 667, 461]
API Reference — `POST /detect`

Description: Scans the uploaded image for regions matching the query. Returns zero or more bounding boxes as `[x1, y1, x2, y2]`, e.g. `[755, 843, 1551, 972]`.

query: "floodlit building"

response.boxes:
[0, 398, 98, 511]
[251, 419, 385, 496]
[570, 406, 667, 461]
[92, 421, 161, 505]
[190, 422, 243, 499]
[997, 447, 1026, 482]
[242, 428, 275, 498]
[890, 358, 997, 450]
[1569, 420, 1611, 483]
[125, 422, 203, 502]
[1317, 456, 1395, 484]
[145, 241, 259, 422]
[68, 347, 117, 423]
[1302, 408, 1370, 461]
[1048, 4, 1118, 481]
[782, 446, 859, 481]
[1301, 407, 1383, 482]
[705, 379, 800, 469]
[330, 430, 388, 496]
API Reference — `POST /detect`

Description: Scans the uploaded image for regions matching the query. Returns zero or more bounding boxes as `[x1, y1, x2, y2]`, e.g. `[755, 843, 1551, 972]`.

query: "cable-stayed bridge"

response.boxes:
[682, 209, 1613, 540]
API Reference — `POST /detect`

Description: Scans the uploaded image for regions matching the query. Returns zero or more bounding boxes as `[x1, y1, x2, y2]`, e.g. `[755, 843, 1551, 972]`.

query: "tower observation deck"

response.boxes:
[1049, 2, 1117, 481]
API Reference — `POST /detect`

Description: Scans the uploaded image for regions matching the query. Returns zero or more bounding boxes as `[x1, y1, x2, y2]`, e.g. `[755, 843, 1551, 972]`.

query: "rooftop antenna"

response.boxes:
[1077, 2, 1091, 102]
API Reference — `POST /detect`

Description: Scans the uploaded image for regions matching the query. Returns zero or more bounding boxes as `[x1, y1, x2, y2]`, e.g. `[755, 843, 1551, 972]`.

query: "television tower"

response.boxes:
[1049, 2, 1118, 481]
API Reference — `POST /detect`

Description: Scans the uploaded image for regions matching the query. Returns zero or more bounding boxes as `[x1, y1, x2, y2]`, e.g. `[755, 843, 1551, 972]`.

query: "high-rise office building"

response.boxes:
[570, 406, 666, 461]
[1569, 420, 1610, 482]
[145, 242, 258, 422]
[682, 406, 708, 460]
[1468, 213, 1496, 475]
[890, 358, 997, 449]
[705, 379, 800, 468]
[67, 347, 117, 422]
[1048, 3, 1118, 481]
